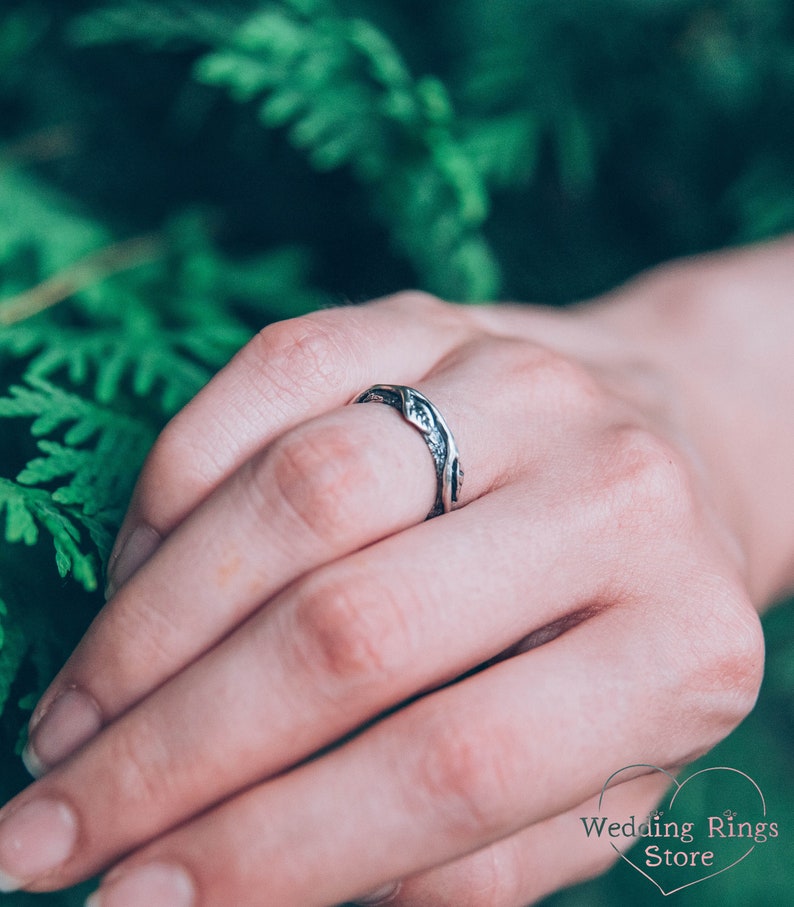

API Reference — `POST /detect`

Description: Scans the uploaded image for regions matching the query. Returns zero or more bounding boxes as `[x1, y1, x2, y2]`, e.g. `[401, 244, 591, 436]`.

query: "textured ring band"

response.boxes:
[352, 384, 463, 519]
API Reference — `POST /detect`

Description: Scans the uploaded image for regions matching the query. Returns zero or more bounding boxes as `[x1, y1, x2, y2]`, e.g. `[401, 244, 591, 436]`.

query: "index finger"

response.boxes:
[107, 292, 474, 594]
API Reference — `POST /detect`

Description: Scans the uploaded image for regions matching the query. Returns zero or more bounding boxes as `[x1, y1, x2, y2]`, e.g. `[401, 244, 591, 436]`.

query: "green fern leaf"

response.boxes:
[0, 481, 38, 546]
[197, 6, 500, 299]
[461, 114, 542, 189]
[0, 325, 223, 411]
[0, 479, 98, 590]
[0, 378, 155, 524]
[76, 2, 502, 300]
[67, 1, 242, 50]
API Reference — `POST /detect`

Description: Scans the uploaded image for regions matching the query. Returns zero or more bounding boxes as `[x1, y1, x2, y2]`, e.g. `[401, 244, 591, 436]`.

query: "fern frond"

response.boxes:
[0, 479, 98, 590]
[0, 5, 48, 92]
[0, 234, 164, 327]
[73, 2, 501, 300]
[0, 325, 215, 411]
[460, 113, 542, 190]
[67, 0, 246, 50]
[0, 377, 154, 522]
[728, 157, 794, 242]
[195, 5, 500, 299]
[0, 375, 141, 443]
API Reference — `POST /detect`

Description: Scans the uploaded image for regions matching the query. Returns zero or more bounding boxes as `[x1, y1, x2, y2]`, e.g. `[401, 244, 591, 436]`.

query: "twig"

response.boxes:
[0, 233, 165, 326]
[0, 124, 81, 168]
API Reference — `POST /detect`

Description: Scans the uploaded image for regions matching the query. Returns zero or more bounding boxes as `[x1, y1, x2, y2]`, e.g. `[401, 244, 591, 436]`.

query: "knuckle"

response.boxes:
[525, 349, 603, 414]
[411, 717, 516, 840]
[290, 573, 409, 691]
[104, 718, 172, 808]
[381, 290, 483, 346]
[722, 597, 765, 700]
[135, 417, 210, 525]
[258, 422, 367, 544]
[386, 290, 448, 318]
[382, 291, 479, 340]
[662, 585, 764, 760]
[691, 590, 765, 726]
[606, 427, 696, 530]
[250, 314, 349, 402]
[440, 844, 521, 907]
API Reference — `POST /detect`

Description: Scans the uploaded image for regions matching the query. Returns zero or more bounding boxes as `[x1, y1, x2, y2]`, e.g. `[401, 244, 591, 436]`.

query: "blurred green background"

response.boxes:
[0, 1, 793, 903]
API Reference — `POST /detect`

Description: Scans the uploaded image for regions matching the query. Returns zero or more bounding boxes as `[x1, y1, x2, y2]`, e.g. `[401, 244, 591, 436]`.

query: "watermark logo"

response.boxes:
[580, 765, 779, 895]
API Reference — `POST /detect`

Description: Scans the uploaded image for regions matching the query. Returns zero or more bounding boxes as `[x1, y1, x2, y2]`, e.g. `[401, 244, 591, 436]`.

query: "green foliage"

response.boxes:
[0, 1, 793, 903]
[72, 0, 501, 300]
[0, 377, 154, 554]
[0, 477, 98, 589]
[66, 0, 245, 50]
[0, 159, 321, 833]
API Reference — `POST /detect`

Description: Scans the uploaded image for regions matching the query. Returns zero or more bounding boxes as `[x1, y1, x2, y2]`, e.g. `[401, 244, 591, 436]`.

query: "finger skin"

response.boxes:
[12, 327, 763, 894]
[31, 294, 474, 740]
[15, 590, 759, 897]
[28, 334, 600, 765]
[15, 345, 630, 879]
[385, 771, 673, 907]
[17, 484, 611, 881]
[111, 293, 476, 557]
[32, 404, 435, 733]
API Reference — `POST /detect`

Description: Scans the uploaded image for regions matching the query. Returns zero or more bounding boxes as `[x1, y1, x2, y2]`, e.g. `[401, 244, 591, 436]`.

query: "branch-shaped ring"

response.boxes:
[352, 384, 463, 519]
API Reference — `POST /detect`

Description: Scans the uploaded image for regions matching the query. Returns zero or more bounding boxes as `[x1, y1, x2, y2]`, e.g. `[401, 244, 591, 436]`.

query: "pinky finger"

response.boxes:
[358, 770, 672, 907]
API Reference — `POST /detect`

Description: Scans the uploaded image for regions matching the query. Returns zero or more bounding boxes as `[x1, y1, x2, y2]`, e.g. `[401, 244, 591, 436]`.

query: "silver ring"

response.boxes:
[352, 384, 463, 519]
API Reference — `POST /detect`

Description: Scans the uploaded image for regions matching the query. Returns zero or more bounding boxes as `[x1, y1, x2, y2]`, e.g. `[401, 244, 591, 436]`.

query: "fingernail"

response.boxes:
[86, 862, 195, 907]
[25, 688, 103, 775]
[353, 881, 402, 905]
[105, 523, 161, 599]
[20, 744, 46, 780]
[0, 799, 78, 890]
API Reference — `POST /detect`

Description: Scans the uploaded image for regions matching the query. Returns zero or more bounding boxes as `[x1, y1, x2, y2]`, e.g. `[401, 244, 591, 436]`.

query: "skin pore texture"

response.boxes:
[0, 238, 792, 907]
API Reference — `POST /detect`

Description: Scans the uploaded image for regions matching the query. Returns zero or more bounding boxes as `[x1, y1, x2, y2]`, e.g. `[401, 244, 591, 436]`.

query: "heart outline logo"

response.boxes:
[598, 764, 766, 896]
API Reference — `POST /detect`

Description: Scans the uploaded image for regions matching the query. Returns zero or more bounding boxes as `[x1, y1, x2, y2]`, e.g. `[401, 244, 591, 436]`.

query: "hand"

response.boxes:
[2, 242, 787, 907]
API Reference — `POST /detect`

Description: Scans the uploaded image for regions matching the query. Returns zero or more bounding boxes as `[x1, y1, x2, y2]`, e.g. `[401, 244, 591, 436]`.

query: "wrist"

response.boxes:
[584, 237, 794, 607]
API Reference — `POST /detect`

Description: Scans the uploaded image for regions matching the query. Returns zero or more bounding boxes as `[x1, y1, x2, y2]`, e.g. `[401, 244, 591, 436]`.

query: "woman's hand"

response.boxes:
[1, 240, 790, 907]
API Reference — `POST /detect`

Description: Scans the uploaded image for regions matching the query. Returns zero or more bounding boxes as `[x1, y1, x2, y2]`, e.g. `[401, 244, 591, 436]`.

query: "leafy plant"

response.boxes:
[0, 167, 322, 835]
[71, 0, 502, 301]
[0, 1, 793, 904]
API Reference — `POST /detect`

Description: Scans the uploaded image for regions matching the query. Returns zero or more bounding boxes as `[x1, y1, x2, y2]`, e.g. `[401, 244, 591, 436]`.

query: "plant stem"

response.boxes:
[0, 234, 165, 325]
